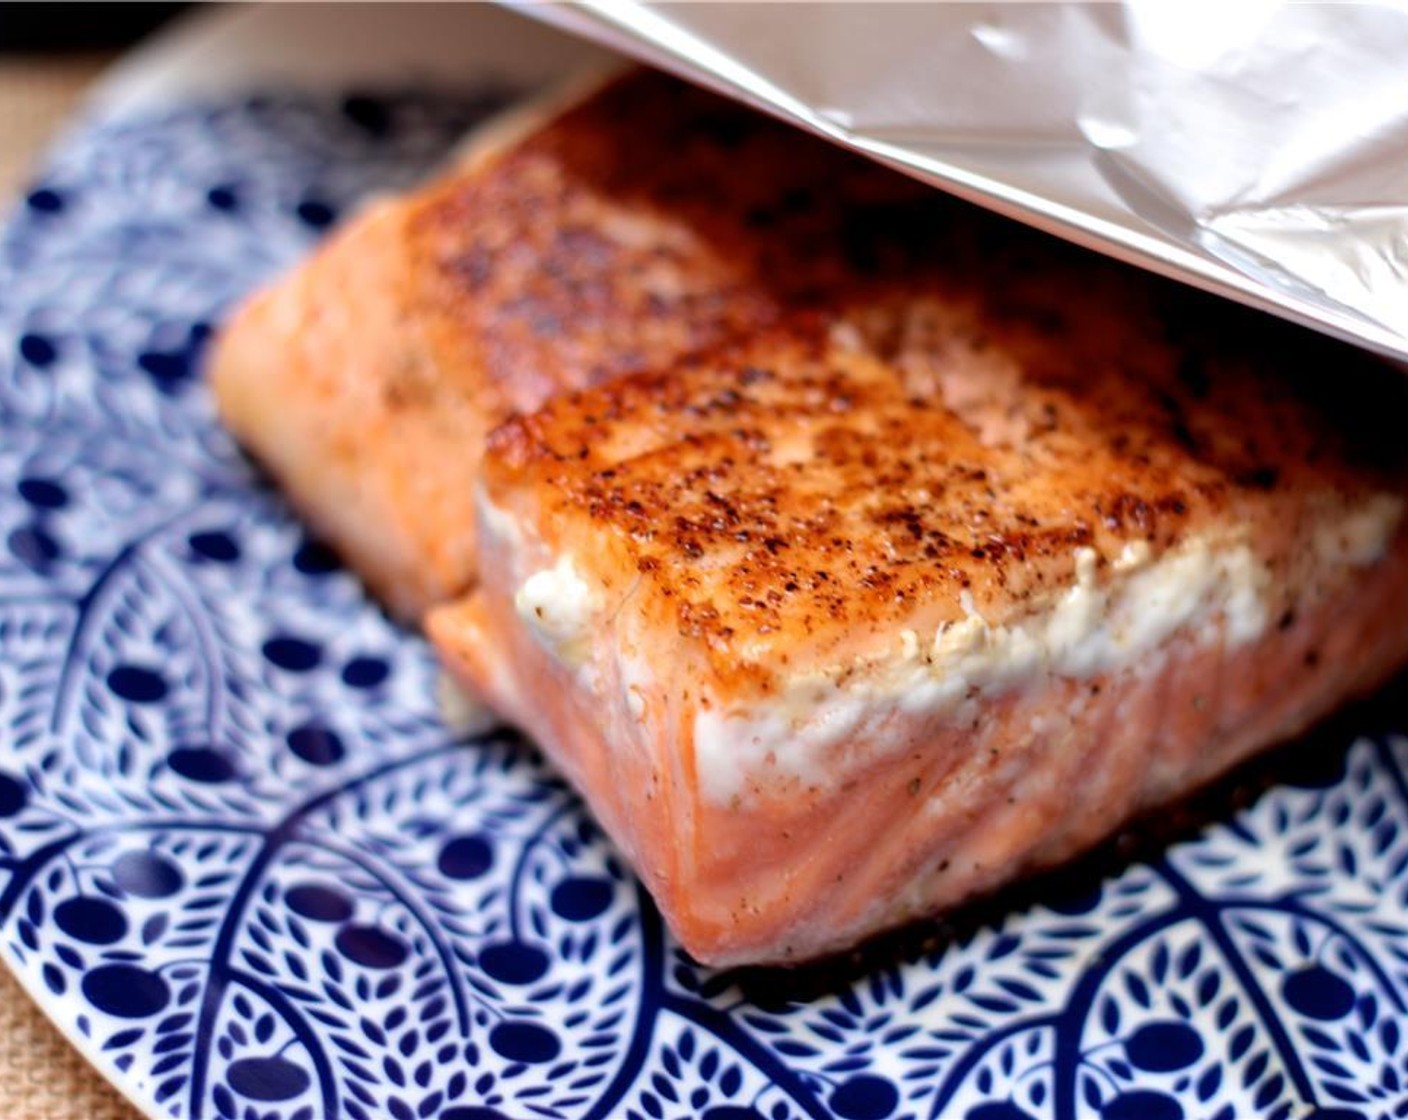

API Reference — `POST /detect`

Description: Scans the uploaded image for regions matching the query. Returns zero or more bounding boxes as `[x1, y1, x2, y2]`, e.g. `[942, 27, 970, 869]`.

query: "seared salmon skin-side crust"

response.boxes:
[429, 265, 1408, 966]
[209, 68, 934, 618]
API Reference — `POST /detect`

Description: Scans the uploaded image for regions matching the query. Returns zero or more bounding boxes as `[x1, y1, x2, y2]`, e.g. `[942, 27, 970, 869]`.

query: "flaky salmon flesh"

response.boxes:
[214, 68, 1408, 966]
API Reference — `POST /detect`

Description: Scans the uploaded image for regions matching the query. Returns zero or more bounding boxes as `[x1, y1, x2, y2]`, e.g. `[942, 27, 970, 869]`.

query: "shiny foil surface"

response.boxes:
[519, 1, 1408, 362]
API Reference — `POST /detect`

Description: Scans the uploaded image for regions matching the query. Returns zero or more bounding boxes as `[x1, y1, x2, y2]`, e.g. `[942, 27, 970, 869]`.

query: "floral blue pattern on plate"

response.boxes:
[3, 86, 1408, 1120]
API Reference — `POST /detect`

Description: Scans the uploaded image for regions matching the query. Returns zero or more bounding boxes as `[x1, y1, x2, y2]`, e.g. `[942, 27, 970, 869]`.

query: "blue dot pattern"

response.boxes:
[2, 86, 1408, 1120]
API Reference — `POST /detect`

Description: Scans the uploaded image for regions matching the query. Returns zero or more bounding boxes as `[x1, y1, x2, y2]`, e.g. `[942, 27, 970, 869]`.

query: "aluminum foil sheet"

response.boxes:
[515, 1, 1408, 363]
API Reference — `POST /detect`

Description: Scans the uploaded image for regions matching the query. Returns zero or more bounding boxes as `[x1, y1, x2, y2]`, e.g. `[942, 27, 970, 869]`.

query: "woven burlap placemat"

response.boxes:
[0, 51, 145, 1120]
[0, 967, 139, 1119]
[0, 56, 112, 199]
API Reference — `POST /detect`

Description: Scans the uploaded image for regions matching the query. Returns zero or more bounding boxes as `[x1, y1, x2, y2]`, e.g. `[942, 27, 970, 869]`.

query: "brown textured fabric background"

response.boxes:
[0, 51, 144, 1120]
[0, 56, 109, 200]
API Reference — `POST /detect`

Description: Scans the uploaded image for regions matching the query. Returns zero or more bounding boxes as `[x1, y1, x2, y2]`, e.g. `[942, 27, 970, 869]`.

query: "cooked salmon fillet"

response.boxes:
[209, 68, 934, 618]
[428, 260, 1408, 966]
[215, 63, 1408, 965]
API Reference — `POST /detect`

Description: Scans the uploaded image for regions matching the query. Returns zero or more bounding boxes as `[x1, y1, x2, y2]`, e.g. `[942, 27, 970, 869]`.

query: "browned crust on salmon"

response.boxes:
[476, 269, 1408, 694]
[209, 68, 937, 618]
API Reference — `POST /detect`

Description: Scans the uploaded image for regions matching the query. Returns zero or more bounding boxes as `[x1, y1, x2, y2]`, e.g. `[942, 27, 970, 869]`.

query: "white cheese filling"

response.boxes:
[692, 535, 1273, 804]
[514, 555, 600, 669]
[1315, 493, 1404, 567]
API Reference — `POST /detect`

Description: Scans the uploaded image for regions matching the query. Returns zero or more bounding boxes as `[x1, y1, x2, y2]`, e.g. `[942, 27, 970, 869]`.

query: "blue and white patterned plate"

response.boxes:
[5, 10, 1408, 1120]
